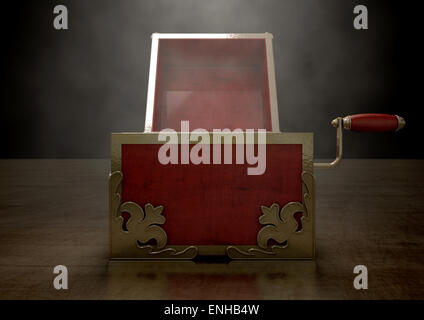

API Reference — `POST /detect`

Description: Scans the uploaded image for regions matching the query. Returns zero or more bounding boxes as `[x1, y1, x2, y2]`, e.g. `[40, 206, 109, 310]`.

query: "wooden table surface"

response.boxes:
[0, 159, 423, 299]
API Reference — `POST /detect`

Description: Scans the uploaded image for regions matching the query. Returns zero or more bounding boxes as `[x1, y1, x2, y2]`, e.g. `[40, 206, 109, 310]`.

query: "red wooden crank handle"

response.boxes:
[316, 114, 406, 168]
[332, 113, 405, 132]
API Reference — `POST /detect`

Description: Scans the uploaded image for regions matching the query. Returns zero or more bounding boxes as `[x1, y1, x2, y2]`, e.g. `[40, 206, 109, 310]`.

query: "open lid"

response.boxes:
[144, 33, 280, 132]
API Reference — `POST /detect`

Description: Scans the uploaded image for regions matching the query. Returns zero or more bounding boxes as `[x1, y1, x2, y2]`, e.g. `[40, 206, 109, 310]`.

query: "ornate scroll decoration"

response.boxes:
[227, 171, 314, 259]
[109, 171, 198, 259]
[121, 202, 167, 249]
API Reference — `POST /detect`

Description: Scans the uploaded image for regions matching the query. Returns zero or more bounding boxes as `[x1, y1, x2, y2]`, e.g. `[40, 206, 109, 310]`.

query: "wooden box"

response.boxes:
[109, 34, 315, 259]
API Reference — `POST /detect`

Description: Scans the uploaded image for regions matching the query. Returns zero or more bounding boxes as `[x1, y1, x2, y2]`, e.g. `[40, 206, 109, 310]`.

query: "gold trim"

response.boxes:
[396, 115, 405, 131]
[109, 171, 122, 218]
[133, 245, 198, 258]
[227, 172, 314, 259]
[342, 116, 352, 130]
[109, 171, 198, 259]
[226, 246, 286, 257]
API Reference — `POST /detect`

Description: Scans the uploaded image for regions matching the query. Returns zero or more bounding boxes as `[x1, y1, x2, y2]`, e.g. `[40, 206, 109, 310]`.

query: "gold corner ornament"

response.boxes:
[109, 171, 198, 259]
[121, 202, 167, 249]
[227, 171, 315, 259]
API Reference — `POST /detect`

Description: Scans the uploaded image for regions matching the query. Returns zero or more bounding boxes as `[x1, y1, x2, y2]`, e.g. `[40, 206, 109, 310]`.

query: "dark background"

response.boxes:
[2, 0, 423, 158]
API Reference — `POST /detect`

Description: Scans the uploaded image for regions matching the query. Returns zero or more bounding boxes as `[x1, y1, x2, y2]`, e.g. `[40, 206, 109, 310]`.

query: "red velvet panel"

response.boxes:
[152, 39, 272, 131]
[121, 144, 302, 245]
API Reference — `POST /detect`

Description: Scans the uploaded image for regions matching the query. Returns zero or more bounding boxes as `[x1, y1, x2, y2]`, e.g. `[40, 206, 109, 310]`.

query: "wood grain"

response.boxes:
[0, 159, 423, 299]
